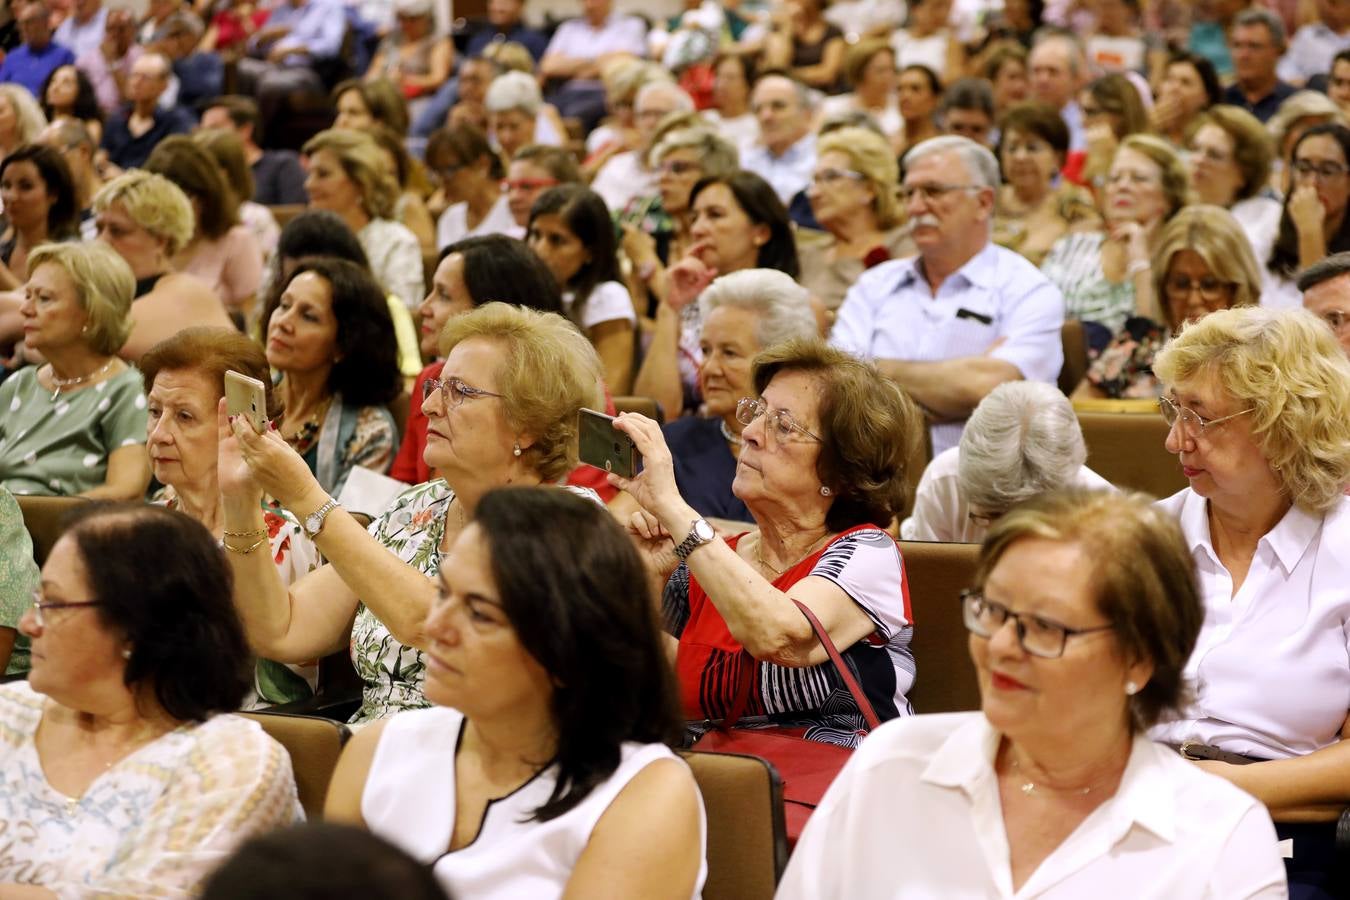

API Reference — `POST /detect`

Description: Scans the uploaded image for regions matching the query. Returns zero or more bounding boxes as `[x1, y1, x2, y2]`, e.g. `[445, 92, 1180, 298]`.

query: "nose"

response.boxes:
[986, 614, 1025, 657]
[740, 407, 766, 448]
[424, 598, 462, 646]
[420, 381, 445, 418]
[18, 606, 39, 637]
[1163, 416, 1192, 455]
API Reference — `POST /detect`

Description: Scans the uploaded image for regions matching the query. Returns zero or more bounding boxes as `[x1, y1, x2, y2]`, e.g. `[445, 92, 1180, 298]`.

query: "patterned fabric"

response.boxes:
[665, 526, 915, 748]
[1040, 231, 1137, 334]
[0, 682, 302, 898]
[993, 183, 1100, 267]
[350, 480, 602, 724]
[0, 365, 148, 497]
[153, 489, 322, 707]
[1085, 316, 1170, 399]
[0, 485, 39, 676]
[291, 399, 397, 498]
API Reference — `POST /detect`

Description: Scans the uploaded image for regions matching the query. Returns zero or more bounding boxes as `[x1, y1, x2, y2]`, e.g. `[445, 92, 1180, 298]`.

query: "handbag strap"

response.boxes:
[722, 599, 882, 731]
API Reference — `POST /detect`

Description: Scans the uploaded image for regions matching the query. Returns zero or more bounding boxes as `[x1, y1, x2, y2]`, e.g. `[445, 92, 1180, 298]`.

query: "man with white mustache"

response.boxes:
[829, 135, 1066, 455]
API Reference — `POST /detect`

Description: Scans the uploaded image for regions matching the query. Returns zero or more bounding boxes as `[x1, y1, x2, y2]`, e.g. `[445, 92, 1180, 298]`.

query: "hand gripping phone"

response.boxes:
[577, 408, 641, 478]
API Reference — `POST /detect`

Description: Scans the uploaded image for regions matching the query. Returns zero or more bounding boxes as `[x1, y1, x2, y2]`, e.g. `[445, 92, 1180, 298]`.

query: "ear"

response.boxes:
[751, 222, 771, 248]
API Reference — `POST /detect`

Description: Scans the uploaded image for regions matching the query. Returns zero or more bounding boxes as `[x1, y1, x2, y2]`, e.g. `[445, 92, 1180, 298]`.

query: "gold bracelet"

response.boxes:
[222, 528, 266, 538]
[222, 536, 268, 555]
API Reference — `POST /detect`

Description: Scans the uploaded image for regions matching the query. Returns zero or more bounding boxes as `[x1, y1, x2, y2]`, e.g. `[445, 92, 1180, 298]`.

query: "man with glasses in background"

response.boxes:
[829, 135, 1065, 456]
[1297, 252, 1350, 357]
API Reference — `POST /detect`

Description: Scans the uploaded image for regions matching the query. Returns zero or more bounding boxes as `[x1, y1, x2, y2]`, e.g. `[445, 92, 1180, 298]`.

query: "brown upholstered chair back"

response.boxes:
[239, 711, 351, 817]
[1077, 411, 1187, 499]
[16, 495, 87, 566]
[680, 749, 787, 900]
[900, 540, 982, 714]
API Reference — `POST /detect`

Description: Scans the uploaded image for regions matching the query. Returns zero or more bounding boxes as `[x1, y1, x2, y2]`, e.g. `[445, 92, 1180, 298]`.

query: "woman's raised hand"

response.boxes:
[607, 413, 687, 527]
[219, 398, 324, 512]
[1289, 184, 1327, 238]
[665, 245, 717, 312]
[217, 397, 264, 508]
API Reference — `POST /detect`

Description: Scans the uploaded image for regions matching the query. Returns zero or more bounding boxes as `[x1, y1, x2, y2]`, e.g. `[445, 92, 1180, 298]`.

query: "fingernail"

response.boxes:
[269, 421, 277, 431]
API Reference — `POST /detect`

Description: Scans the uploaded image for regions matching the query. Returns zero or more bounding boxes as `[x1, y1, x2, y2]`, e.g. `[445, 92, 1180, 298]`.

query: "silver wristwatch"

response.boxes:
[302, 497, 339, 538]
[673, 518, 716, 562]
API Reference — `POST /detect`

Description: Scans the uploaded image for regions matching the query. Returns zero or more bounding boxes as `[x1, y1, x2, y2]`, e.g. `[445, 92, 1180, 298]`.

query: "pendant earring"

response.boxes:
[819, 486, 832, 497]
[512, 443, 522, 457]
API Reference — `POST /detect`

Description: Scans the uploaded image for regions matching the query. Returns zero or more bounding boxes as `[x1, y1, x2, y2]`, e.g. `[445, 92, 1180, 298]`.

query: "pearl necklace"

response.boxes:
[45, 359, 115, 401]
[719, 419, 741, 446]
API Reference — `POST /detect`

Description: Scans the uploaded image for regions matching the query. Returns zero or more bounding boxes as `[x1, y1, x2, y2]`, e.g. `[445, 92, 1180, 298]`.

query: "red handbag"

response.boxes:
[690, 600, 881, 845]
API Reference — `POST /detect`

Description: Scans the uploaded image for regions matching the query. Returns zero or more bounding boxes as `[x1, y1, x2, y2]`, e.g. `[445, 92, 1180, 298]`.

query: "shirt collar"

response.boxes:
[1178, 489, 1321, 575]
[759, 132, 814, 162]
[891, 241, 997, 294]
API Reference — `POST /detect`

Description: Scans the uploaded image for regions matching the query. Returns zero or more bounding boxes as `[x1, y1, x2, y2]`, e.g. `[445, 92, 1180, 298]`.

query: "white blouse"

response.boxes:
[778, 713, 1286, 899]
[361, 705, 707, 900]
[1152, 490, 1350, 759]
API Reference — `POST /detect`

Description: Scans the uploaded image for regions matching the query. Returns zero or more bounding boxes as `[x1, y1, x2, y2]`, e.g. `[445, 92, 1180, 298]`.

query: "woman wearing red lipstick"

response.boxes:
[1152, 306, 1350, 896]
[779, 489, 1287, 898]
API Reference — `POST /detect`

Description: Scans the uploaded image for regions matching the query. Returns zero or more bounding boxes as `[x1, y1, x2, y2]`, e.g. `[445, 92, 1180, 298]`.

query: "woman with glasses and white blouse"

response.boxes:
[219, 303, 605, 725]
[778, 489, 1286, 898]
[615, 339, 923, 747]
[1150, 305, 1350, 898]
[1263, 123, 1350, 310]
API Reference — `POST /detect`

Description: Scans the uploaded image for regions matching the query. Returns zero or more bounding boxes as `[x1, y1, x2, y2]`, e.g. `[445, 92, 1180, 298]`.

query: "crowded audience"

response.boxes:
[0, 0, 1347, 893]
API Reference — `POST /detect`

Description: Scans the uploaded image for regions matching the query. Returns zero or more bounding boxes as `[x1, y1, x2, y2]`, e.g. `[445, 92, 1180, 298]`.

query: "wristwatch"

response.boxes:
[673, 518, 716, 563]
[302, 497, 339, 539]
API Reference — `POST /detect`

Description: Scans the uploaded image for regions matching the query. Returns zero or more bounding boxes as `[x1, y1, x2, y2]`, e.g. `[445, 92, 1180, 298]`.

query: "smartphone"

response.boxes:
[577, 408, 641, 479]
[224, 370, 269, 434]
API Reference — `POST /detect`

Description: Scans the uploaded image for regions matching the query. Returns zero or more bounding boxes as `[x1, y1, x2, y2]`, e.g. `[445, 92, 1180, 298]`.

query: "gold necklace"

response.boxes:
[753, 531, 829, 577]
[1008, 754, 1115, 798]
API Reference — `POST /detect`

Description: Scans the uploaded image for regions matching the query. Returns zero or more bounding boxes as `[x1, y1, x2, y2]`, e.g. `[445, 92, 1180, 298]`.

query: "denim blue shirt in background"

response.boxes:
[829, 242, 1066, 456]
[740, 133, 817, 206]
[249, 0, 346, 66]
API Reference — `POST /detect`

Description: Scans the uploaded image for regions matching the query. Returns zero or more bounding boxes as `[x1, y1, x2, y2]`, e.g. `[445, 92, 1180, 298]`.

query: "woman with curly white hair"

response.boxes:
[1150, 305, 1350, 897]
[901, 381, 1113, 543]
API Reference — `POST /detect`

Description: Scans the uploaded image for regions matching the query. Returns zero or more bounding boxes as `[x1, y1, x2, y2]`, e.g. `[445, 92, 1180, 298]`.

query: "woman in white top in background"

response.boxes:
[780, 489, 1286, 899]
[324, 486, 706, 900]
[1151, 306, 1350, 898]
[527, 185, 635, 393]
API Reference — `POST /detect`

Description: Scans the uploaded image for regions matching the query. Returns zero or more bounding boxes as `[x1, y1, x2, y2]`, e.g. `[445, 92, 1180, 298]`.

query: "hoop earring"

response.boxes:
[819, 486, 832, 497]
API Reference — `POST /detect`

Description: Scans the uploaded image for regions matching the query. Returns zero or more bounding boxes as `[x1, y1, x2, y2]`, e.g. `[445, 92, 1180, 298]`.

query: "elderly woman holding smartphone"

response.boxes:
[219, 303, 605, 724]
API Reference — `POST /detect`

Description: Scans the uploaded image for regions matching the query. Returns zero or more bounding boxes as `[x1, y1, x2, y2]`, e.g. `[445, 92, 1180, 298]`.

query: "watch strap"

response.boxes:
[673, 518, 713, 562]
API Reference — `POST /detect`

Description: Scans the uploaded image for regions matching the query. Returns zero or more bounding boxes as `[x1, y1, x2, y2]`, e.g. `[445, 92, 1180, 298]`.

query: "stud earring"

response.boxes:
[1124, 681, 1139, 696]
[122, 648, 132, 660]
[819, 486, 832, 497]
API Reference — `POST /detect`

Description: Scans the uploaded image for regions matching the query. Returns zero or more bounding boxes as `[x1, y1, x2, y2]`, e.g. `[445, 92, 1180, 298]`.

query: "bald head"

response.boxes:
[1029, 34, 1083, 111]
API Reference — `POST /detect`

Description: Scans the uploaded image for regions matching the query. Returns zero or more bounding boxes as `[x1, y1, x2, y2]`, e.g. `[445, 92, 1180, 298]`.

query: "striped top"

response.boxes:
[1040, 231, 1138, 334]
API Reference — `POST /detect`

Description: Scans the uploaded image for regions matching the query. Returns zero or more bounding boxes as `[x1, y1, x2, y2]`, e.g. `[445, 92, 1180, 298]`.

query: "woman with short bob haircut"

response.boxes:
[145, 135, 264, 319]
[92, 171, 234, 360]
[302, 128, 424, 311]
[1185, 105, 1280, 266]
[220, 303, 606, 724]
[1152, 306, 1350, 895]
[780, 489, 1285, 897]
[324, 486, 706, 898]
[0, 142, 80, 287]
[0, 503, 301, 895]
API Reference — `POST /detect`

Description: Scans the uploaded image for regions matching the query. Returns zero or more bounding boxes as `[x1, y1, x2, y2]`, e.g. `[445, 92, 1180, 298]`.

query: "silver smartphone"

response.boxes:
[577, 408, 641, 478]
[224, 370, 268, 433]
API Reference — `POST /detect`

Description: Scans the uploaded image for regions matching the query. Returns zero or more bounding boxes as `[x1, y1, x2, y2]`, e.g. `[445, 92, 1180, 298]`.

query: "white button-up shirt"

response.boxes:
[829, 242, 1066, 455]
[1151, 490, 1350, 760]
[739, 133, 817, 206]
[778, 713, 1287, 899]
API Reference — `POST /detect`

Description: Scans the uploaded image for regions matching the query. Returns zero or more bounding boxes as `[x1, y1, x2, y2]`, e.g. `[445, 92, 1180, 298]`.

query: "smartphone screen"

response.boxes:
[577, 408, 641, 479]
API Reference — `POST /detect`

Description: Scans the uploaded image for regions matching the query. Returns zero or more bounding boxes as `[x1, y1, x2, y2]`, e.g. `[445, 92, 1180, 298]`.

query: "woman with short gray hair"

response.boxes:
[901, 381, 1113, 542]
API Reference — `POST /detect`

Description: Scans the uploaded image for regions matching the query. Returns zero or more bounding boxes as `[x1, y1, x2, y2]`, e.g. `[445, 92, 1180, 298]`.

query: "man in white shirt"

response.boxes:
[739, 74, 816, 206]
[1296, 252, 1350, 358]
[1278, 0, 1350, 87]
[591, 80, 694, 214]
[54, 0, 106, 59]
[1028, 29, 1087, 151]
[540, 0, 646, 132]
[829, 136, 1065, 455]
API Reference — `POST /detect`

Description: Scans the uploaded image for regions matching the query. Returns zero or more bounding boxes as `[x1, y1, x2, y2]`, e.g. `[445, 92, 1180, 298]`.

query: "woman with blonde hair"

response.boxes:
[92, 171, 235, 360]
[1076, 205, 1261, 400]
[799, 126, 913, 319]
[819, 41, 902, 148]
[218, 303, 606, 724]
[0, 242, 150, 499]
[1186, 105, 1282, 266]
[1152, 306, 1350, 896]
[0, 84, 48, 163]
[301, 128, 424, 311]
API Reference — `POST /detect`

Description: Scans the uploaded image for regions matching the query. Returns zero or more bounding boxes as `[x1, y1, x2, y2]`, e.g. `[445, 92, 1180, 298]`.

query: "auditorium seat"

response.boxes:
[899, 540, 982, 714]
[16, 495, 87, 566]
[240, 711, 351, 817]
[680, 750, 787, 900]
[1076, 410, 1187, 499]
[268, 204, 307, 231]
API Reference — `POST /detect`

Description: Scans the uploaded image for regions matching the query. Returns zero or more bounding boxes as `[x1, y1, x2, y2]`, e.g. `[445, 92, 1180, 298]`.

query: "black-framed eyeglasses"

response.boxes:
[1292, 160, 1348, 180]
[961, 590, 1114, 659]
[1164, 276, 1233, 301]
[30, 590, 101, 629]
[735, 397, 823, 443]
[422, 376, 503, 408]
[1158, 395, 1253, 438]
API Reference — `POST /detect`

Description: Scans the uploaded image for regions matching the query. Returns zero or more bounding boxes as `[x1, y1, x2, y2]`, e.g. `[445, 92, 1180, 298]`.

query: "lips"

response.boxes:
[1182, 465, 1203, 478]
[267, 336, 291, 352]
[991, 671, 1029, 691]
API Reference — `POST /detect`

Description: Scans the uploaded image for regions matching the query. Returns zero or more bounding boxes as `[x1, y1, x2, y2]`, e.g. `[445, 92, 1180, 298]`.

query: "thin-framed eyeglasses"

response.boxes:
[735, 397, 824, 443]
[1157, 395, 1254, 437]
[1164, 275, 1233, 301]
[500, 177, 558, 193]
[811, 167, 866, 188]
[1316, 309, 1349, 332]
[659, 159, 701, 177]
[30, 590, 101, 629]
[1292, 160, 1348, 180]
[898, 182, 980, 204]
[422, 376, 503, 408]
[961, 590, 1114, 659]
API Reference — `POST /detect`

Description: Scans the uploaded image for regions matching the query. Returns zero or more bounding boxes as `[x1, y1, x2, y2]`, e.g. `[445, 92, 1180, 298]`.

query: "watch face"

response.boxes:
[694, 520, 716, 542]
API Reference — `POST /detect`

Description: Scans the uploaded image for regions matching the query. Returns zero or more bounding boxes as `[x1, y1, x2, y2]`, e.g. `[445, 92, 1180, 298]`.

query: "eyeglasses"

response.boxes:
[659, 160, 702, 177]
[961, 590, 1114, 659]
[967, 510, 1002, 527]
[735, 397, 823, 443]
[30, 590, 101, 629]
[1164, 276, 1233, 301]
[811, 168, 866, 188]
[1106, 169, 1161, 187]
[1316, 309, 1349, 332]
[1158, 396, 1254, 437]
[898, 182, 980, 204]
[500, 177, 558, 193]
[1292, 160, 1348, 180]
[422, 376, 503, 408]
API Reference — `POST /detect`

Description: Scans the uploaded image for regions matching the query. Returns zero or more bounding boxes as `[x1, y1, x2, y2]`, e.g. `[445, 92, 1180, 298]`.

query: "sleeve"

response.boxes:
[296, 1, 346, 59]
[265, 509, 322, 586]
[220, 228, 264, 307]
[377, 224, 426, 310]
[52, 722, 302, 899]
[828, 278, 878, 359]
[987, 266, 1065, 384]
[619, 15, 649, 56]
[1206, 802, 1290, 900]
[98, 374, 150, 451]
[0, 489, 38, 632]
[807, 529, 910, 637]
[543, 19, 576, 57]
[580, 281, 637, 328]
[662, 564, 692, 638]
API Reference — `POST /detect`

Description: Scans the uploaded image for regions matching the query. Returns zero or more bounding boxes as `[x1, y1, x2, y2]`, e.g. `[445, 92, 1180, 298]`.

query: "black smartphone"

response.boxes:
[577, 408, 641, 478]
